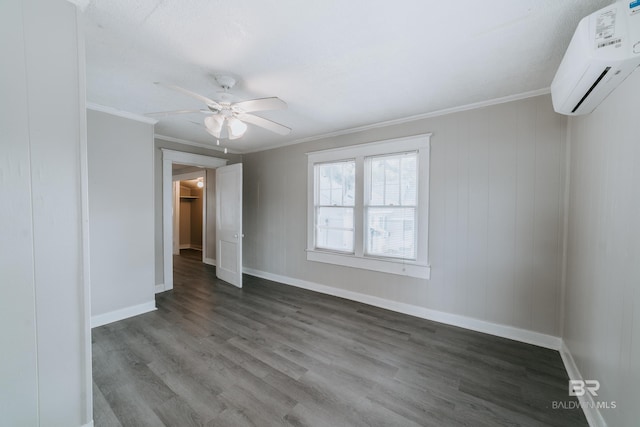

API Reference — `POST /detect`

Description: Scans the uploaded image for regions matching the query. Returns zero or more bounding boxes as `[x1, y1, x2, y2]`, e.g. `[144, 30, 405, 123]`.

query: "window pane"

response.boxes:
[385, 158, 400, 181]
[371, 183, 384, 205]
[314, 160, 355, 253]
[317, 207, 354, 229]
[343, 162, 355, 205]
[315, 160, 355, 207]
[385, 182, 400, 206]
[330, 188, 343, 205]
[316, 229, 354, 252]
[366, 207, 416, 259]
[400, 155, 417, 205]
[370, 158, 383, 205]
[367, 152, 416, 207]
[328, 164, 339, 205]
[318, 164, 332, 189]
[316, 207, 354, 252]
[318, 188, 331, 205]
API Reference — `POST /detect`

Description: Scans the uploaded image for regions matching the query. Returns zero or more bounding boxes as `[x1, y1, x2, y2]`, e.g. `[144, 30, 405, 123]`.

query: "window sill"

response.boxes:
[306, 249, 430, 280]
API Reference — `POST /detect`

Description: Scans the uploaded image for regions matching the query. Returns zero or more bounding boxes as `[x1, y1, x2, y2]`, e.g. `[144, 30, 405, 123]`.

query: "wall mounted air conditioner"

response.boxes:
[551, 0, 640, 115]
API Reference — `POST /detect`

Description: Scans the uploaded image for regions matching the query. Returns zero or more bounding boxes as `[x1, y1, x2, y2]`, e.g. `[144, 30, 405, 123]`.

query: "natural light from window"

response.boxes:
[306, 134, 431, 279]
[365, 152, 417, 260]
[314, 160, 355, 253]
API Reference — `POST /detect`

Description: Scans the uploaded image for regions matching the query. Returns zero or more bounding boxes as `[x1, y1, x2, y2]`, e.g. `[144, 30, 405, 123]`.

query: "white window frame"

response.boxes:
[313, 159, 356, 254]
[364, 151, 418, 260]
[306, 133, 431, 279]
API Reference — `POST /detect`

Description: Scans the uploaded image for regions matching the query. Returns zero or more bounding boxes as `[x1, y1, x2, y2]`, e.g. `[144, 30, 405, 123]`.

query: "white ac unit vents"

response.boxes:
[551, 0, 640, 115]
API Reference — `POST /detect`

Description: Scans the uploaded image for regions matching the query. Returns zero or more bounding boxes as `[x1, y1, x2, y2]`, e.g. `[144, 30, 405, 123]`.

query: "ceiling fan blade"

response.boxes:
[154, 82, 221, 109]
[233, 97, 287, 113]
[145, 109, 206, 117]
[237, 113, 291, 135]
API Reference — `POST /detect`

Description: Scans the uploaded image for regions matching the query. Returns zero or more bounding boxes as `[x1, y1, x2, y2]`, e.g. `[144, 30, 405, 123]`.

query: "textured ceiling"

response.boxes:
[80, 0, 611, 153]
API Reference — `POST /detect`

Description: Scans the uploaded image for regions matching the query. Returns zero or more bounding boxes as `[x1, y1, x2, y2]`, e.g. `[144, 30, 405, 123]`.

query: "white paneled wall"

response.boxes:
[0, 1, 91, 425]
[563, 70, 640, 427]
[243, 94, 567, 338]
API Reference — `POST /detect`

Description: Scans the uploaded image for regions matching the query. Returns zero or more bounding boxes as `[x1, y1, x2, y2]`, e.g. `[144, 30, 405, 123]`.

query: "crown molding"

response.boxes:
[242, 87, 551, 154]
[154, 134, 239, 155]
[86, 103, 158, 125]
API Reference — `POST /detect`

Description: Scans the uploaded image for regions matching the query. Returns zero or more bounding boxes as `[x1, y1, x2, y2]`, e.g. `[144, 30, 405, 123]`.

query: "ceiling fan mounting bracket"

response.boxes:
[215, 75, 237, 91]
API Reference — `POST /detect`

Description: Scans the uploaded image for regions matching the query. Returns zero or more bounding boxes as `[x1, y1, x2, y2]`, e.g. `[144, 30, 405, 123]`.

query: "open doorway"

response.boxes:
[173, 167, 205, 263]
[172, 163, 205, 264]
[160, 150, 228, 293]
[169, 162, 244, 289]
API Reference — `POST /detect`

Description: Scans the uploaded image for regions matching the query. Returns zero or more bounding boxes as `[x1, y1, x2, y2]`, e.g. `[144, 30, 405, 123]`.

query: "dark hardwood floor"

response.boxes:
[92, 249, 587, 426]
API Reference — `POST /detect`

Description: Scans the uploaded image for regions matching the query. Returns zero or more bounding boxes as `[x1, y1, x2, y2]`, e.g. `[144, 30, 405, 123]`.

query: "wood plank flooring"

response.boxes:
[92, 249, 587, 426]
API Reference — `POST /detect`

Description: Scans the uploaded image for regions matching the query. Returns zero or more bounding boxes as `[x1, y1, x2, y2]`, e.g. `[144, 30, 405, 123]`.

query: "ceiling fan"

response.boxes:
[148, 75, 291, 140]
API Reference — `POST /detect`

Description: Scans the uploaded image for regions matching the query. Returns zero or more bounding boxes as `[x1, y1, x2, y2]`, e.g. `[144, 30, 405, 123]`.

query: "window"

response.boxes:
[314, 160, 355, 252]
[365, 152, 417, 259]
[307, 134, 431, 279]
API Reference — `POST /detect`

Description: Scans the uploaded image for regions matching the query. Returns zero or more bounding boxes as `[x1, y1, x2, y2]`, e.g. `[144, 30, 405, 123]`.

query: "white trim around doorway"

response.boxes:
[161, 149, 227, 292]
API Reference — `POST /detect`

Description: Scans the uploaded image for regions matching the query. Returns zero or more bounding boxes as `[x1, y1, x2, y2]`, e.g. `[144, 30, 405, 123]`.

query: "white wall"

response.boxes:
[563, 70, 640, 426]
[244, 94, 567, 339]
[0, 0, 91, 425]
[88, 109, 156, 323]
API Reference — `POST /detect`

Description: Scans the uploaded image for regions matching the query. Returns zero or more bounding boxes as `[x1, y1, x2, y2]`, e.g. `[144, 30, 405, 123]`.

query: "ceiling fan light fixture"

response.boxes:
[204, 115, 224, 138]
[227, 116, 247, 138]
[152, 80, 290, 142]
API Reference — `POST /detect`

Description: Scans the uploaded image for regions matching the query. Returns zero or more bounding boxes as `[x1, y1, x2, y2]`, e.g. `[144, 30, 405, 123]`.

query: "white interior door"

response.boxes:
[216, 163, 243, 287]
[172, 181, 180, 255]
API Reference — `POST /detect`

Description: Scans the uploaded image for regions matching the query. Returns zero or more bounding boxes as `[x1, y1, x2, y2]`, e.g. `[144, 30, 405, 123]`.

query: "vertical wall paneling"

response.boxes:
[25, 1, 89, 424]
[563, 70, 640, 426]
[513, 98, 537, 330]
[443, 114, 460, 313]
[532, 96, 565, 335]
[1, 0, 91, 424]
[243, 94, 567, 338]
[465, 108, 491, 320]
[0, 1, 39, 423]
[486, 103, 518, 326]
[455, 112, 470, 316]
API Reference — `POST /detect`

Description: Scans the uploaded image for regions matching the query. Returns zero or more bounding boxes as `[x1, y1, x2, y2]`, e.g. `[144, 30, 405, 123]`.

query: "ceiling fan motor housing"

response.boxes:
[215, 75, 237, 91]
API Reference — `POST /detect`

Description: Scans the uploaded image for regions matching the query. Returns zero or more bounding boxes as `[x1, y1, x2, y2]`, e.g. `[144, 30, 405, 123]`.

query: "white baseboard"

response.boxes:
[155, 283, 165, 293]
[91, 301, 157, 328]
[82, 421, 94, 427]
[204, 257, 216, 266]
[560, 341, 608, 427]
[242, 267, 561, 350]
[179, 244, 202, 250]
